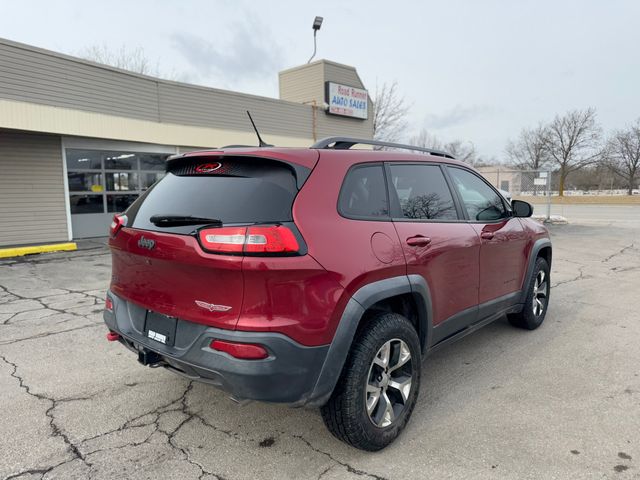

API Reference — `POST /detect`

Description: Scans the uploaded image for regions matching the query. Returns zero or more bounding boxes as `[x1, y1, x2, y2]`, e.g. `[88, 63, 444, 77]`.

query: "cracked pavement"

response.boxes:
[1, 205, 639, 479]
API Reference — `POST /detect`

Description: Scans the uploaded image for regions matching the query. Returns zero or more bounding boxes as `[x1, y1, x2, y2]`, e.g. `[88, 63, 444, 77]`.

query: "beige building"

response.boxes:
[476, 166, 524, 195]
[0, 38, 373, 245]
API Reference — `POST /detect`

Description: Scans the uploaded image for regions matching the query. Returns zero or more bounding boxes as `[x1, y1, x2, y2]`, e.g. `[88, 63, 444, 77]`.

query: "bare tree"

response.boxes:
[445, 139, 477, 165]
[79, 45, 155, 74]
[409, 128, 477, 164]
[372, 81, 410, 143]
[403, 193, 456, 219]
[505, 124, 549, 170]
[604, 119, 640, 195]
[543, 108, 602, 196]
[77, 44, 181, 80]
[409, 129, 443, 150]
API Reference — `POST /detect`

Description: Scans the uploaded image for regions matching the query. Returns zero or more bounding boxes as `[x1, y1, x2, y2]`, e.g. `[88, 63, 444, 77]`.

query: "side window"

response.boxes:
[388, 164, 457, 220]
[338, 164, 389, 219]
[447, 167, 507, 221]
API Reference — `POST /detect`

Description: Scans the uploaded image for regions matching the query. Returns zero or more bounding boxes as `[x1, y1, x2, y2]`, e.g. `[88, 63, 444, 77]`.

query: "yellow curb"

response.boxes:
[0, 242, 78, 259]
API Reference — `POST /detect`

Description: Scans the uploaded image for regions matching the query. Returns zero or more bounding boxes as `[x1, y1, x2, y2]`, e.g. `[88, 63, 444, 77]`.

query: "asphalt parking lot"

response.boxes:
[1, 205, 639, 480]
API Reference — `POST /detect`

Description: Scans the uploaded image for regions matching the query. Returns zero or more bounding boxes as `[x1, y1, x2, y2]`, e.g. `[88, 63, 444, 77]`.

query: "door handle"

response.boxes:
[406, 235, 432, 247]
[481, 232, 495, 240]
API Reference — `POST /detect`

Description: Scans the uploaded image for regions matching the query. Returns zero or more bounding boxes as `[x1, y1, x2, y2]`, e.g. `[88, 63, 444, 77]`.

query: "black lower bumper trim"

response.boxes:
[104, 291, 330, 406]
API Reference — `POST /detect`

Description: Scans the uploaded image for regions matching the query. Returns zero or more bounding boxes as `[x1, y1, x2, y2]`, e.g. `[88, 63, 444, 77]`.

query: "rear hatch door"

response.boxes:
[109, 153, 311, 330]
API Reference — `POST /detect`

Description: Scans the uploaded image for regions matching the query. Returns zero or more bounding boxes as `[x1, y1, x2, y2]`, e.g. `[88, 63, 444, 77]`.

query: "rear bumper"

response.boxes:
[104, 291, 330, 406]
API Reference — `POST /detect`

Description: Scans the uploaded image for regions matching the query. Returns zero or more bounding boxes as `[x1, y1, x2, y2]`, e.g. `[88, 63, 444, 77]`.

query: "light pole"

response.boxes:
[307, 16, 323, 63]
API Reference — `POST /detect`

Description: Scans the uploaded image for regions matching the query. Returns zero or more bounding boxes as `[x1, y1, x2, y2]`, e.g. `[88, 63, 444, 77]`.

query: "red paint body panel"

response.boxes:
[471, 218, 529, 303]
[109, 227, 243, 329]
[516, 218, 552, 289]
[393, 222, 481, 325]
[293, 151, 407, 297]
[109, 227, 345, 346]
[238, 255, 345, 346]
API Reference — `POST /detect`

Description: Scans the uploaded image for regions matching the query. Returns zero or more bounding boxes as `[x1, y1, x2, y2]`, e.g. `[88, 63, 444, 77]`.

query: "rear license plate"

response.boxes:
[144, 311, 177, 347]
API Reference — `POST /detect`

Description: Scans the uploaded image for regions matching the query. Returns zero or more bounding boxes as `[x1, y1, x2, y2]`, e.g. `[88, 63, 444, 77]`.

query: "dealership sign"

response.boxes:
[325, 82, 368, 120]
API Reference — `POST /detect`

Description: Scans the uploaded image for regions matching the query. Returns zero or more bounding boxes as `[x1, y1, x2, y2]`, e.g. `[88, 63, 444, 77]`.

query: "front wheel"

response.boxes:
[508, 257, 550, 330]
[320, 312, 421, 451]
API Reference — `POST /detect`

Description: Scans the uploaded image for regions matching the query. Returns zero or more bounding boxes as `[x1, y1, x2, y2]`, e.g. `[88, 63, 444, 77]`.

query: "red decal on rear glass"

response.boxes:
[195, 162, 222, 173]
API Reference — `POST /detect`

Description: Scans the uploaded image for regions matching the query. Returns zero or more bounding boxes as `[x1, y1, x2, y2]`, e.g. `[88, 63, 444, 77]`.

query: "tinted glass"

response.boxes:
[70, 195, 104, 214]
[66, 150, 102, 170]
[67, 172, 103, 192]
[339, 165, 389, 218]
[107, 194, 139, 213]
[106, 172, 138, 191]
[389, 164, 457, 220]
[104, 153, 137, 170]
[128, 158, 301, 233]
[141, 172, 165, 190]
[447, 167, 507, 221]
[139, 154, 166, 170]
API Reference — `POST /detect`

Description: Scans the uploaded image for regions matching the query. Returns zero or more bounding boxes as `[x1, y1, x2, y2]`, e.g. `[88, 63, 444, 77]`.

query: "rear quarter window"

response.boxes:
[338, 164, 390, 220]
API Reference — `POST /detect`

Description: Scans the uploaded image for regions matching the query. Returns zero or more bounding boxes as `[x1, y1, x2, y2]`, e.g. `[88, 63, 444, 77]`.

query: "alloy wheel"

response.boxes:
[365, 339, 413, 428]
[532, 270, 548, 316]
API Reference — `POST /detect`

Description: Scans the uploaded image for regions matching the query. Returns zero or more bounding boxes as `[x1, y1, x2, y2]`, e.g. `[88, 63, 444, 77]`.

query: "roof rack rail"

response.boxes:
[310, 136, 454, 159]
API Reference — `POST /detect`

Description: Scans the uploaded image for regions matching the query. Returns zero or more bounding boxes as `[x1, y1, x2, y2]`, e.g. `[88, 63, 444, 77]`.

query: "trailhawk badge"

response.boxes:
[195, 300, 232, 312]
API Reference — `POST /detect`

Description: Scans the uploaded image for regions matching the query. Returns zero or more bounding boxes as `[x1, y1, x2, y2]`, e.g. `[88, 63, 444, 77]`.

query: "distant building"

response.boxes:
[0, 38, 373, 245]
[475, 166, 521, 194]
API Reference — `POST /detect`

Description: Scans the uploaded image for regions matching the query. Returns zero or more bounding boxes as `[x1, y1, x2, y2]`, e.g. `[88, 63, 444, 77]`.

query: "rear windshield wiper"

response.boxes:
[149, 215, 223, 227]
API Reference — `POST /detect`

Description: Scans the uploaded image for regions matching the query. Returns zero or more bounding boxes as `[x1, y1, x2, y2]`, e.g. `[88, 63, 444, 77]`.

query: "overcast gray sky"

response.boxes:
[2, 0, 639, 160]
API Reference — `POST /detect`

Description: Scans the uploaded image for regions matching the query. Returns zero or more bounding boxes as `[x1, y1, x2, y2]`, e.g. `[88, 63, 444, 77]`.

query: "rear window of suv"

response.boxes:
[125, 157, 302, 233]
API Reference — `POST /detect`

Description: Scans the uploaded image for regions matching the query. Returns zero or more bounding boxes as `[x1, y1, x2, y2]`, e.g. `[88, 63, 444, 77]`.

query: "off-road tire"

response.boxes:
[320, 312, 421, 451]
[508, 257, 550, 330]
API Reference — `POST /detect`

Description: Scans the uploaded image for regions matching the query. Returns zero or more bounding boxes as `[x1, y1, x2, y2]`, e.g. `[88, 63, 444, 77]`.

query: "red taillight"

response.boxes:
[109, 214, 127, 237]
[198, 225, 299, 255]
[199, 227, 247, 253]
[210, 339, 269, 360]
[105, 296, 113, 312]
[244, 226, 299, 253]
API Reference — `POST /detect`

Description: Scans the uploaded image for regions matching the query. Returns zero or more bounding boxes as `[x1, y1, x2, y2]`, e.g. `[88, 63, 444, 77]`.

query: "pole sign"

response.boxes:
[325, 82, 368, 120]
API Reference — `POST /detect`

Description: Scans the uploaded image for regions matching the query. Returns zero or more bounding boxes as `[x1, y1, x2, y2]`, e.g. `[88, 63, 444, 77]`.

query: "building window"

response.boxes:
[69, 195, 104, 214]
[66, 149, 167, 214]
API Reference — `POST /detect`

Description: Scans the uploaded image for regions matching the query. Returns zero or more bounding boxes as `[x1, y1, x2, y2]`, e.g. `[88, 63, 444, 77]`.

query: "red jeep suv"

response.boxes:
[104, 137, 552, 451]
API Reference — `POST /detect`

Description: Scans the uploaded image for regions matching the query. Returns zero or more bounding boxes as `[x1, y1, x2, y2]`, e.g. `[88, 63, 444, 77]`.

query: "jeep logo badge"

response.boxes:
[138, 236, 156, 250]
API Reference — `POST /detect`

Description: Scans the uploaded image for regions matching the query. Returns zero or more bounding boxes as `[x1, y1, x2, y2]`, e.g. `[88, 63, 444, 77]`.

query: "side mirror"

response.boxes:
[511, 199, 533, 218]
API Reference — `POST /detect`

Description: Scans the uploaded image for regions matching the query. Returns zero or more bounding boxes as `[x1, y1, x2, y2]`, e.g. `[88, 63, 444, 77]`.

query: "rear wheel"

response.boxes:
[508, 257, 550, 330]
[320, 312, 421, 451]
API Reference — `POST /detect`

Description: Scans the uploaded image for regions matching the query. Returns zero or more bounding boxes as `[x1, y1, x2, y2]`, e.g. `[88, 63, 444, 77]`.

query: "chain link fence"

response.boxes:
[477, 167, 552, 220]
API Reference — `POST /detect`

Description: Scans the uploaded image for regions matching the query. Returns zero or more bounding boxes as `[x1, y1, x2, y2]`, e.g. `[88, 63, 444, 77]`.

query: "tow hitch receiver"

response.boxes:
[138, 348, 163, 366]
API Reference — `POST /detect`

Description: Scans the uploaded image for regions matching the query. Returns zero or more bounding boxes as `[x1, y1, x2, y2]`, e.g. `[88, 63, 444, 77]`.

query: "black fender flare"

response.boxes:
[305, 275, 432, 407]
[519, 238, 552, 304]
